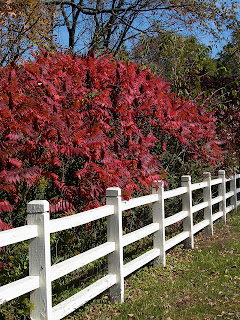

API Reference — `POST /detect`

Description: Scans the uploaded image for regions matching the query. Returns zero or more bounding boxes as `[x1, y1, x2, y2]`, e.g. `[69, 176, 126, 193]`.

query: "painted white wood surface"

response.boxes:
[164, 186, 187, 199]
[212, 211, 224, 222]
[27, 200, 52, 320]
[121, 194, 158, 211]
[203, 172, 213, 235]
[164, 211, 188, 227]
[191, 181, 208, 191]
[218, 170, 227, 223]
[226, 204, 235, 213]
[122, 223, 159, 247]
[230, 173, 237, 209]
[192, 201, 208, 214]
[0, 276, 39, 304]
[181, 176, 194, 249]
[51, 242, 115, 282]
[49, 205, 114, 234]
[165, 231, 190, 251]
[106, 187, 124, 303]
[52, 274, 117, 320]
[123, 248, 160, 277]
[212, 195, 224, 206]
[211, 178, 223, 186]
[152, 181, 166, 266]
[193, 220, 209, 234]
[0, 225, 38, 247]
[226, 191, 235, 199]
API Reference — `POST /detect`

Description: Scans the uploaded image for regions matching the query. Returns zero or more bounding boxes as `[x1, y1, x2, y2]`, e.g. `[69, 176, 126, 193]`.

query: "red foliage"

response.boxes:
[0, 51, 222, 227]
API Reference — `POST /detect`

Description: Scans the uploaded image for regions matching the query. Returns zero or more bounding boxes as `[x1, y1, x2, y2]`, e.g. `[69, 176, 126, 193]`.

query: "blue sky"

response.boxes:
[56, 26, 233, 59]
[54, 0, 239, 59]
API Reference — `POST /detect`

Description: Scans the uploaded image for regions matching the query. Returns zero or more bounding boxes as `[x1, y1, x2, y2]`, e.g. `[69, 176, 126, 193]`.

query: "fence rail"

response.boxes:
[0, 170, 239, 320]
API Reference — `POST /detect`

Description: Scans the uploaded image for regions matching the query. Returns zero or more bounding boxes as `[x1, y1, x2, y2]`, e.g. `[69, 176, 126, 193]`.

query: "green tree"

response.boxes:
[212, 29, 240, 167]
[217, 29, 240, 79]
[131, 30, 217, 99]
[130, 28, 240, 171]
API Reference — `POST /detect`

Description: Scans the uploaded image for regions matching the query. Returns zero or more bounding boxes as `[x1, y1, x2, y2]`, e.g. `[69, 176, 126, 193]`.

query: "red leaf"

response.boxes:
[51, 157, 61, 167]
[9, 158, 22, 168]
[162, 142, 167, 152]
[0, 218, 13, 231]
[0, 200, 14, 213]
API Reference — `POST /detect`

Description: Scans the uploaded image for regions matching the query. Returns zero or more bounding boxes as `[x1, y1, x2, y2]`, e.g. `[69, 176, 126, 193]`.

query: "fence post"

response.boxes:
[230, 173, 237, 211]
[181, 175, 194, 249]
[237, 174, 240, 209]
[218, 170, 227, 223]
[203, 172, 213, 235]
[27, 200, 52, 320]
[152, 180, 165, 267]
[106, 187, 124, 303]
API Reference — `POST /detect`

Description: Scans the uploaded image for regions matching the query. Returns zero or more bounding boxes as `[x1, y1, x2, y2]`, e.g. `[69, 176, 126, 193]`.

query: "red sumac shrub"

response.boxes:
[0, 51, 222, 228]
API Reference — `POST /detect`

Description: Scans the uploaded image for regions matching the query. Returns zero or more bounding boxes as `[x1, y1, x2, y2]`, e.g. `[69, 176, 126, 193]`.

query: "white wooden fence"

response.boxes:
[0, 170, 239, 320]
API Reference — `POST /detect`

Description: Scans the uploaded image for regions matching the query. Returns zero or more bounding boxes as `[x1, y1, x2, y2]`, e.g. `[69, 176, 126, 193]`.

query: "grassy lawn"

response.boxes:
[66, 210, 240, 320]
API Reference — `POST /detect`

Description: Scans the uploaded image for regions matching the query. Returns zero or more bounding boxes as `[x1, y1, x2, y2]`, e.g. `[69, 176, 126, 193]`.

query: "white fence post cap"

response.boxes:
[203, 172, 211, 178]
[106, 187, 121, 197]
[181, 175, 191, 182]
[153, 180, 164, 187]
[27, 200, 49, 213]
[218, 170, 225, 175]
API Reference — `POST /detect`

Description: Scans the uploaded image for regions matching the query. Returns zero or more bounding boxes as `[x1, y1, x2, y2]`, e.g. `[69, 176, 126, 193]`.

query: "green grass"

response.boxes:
[66, 211, 240, 320]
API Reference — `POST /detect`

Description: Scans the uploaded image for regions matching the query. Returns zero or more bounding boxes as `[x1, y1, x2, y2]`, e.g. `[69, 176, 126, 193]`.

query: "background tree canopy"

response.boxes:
[0, 0, 239, 63]
[131, 30, 217, 97]
[218, 29, 240, 80]
[0, 0, 60, 65]
[44, 0, 239, 54]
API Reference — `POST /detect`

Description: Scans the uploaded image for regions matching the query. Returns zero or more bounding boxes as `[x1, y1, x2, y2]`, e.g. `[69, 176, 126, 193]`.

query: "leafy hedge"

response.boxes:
[0, 51, 222, 229]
